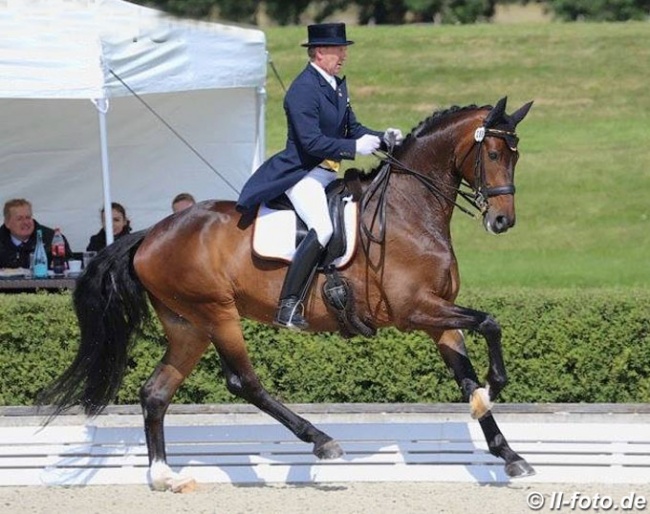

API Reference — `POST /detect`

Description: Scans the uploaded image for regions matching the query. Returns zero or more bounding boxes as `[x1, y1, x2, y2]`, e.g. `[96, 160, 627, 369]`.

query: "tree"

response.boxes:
[215, 0, 259, 23]
[360, 0, 497, 24]
[130, 0, 216, 19]
[440, 0, 496, 23]
[547, 0, 650, 21]
[404, 0, 445, 22]
[265, 0, 312, 25]
[354, 0, 409, 24]
[310, 0, 352, 22]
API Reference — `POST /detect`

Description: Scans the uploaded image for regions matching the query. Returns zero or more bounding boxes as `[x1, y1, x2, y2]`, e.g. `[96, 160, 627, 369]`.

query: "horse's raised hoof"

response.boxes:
[314, 439, 344, 460]
[505, 459, 536, 478]
[469, 387, 493, 420]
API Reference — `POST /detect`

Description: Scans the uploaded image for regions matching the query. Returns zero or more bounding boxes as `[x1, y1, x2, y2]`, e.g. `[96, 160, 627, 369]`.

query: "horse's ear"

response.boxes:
[510, 101, 534, 126]
[484, 96, 508, 127]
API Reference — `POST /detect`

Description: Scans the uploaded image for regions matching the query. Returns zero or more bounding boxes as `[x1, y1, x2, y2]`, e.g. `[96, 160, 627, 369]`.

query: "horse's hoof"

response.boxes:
[314, 440, 344, 460]
[469, 387, 493, 420]
[170, 476, 197, 493]
[505, 459, 536, 478]
[149, 461, 197, 493]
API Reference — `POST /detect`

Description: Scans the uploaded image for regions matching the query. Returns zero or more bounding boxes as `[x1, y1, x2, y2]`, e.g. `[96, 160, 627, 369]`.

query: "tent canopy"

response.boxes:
[0, 0, 266, 250]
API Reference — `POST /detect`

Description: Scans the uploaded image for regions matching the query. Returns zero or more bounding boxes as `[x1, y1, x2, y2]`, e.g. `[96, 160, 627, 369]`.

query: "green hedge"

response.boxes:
[1, 288, 649, 406]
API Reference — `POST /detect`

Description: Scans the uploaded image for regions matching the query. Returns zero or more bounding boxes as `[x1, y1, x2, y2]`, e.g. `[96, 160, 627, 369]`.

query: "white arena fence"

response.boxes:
[1, 403, 649, 487]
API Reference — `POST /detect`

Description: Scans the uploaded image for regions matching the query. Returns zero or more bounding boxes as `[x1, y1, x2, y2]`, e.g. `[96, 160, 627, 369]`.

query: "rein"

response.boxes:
[359, 126, 518, 249]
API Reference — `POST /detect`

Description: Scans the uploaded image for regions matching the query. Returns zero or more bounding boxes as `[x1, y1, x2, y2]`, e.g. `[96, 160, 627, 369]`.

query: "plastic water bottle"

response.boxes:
[33, 229, 49, 278]
[51, 228, 66, 276]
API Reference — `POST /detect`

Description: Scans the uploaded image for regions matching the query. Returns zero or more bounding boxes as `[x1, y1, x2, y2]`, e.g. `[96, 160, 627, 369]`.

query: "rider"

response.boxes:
[236, 22, 404, 330]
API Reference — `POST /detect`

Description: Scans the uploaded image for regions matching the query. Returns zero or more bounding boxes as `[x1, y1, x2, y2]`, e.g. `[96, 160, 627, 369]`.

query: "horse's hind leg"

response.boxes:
[141, 299, 211, 492]
[212, 315, 343, 460]
[436, 329, 535, 478]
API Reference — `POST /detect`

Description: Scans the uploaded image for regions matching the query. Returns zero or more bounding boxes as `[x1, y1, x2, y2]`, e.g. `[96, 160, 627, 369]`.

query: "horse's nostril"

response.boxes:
[494, 215, 509, 233]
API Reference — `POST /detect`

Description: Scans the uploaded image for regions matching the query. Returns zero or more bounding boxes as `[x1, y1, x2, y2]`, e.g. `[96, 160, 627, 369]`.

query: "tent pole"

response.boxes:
[253, 85, 266, 172]
[94, 98, 114, 245]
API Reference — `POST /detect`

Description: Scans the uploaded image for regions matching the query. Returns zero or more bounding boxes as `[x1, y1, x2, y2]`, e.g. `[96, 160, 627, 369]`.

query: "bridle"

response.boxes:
[467, 126, 519, 213]
[359, 124, 519, 248]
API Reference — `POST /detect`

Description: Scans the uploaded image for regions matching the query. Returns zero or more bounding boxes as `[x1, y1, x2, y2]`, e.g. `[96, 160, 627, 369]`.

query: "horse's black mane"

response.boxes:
[360, 103, 491, 180]
[410, 104, 490, 140]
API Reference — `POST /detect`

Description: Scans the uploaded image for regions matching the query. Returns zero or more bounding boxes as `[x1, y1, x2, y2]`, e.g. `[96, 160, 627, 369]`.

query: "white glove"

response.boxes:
[383, 127, 404, 146]
[355, 134, 381, 156]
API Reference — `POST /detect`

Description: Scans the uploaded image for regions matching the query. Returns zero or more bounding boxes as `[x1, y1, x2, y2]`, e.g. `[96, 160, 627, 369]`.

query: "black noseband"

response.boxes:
[484, 184, 516, 197]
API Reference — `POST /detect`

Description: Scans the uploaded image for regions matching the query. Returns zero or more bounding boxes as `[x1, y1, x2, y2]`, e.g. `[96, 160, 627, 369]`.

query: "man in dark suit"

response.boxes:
[237, 22, 403, 330]
[0, 198, 73, 269]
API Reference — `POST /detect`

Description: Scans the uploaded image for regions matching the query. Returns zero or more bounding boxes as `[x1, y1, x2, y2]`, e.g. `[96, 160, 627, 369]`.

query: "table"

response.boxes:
[0, 276, 77, 292]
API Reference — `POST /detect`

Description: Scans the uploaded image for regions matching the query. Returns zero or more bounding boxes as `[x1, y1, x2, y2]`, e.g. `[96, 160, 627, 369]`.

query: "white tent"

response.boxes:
[0, 0, 266, 251]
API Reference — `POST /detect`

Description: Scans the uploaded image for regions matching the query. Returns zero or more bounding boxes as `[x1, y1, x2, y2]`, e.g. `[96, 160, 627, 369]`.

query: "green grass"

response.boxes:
[262, 22, 650, 288]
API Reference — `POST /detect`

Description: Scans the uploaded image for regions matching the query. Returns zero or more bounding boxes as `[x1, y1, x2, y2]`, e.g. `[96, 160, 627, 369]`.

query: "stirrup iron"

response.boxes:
[274, 296, 308, 330]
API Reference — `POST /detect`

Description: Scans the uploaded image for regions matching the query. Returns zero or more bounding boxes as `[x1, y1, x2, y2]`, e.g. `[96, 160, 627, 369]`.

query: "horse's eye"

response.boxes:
[488, 151, 498, 161]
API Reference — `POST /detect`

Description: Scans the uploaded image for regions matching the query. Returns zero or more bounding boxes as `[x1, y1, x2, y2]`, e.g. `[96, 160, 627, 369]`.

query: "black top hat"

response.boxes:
[301, 23, 354, 47]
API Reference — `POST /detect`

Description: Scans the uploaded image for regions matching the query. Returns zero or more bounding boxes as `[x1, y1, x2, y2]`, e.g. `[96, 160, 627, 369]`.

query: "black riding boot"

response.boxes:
[274, 229, 324, 330]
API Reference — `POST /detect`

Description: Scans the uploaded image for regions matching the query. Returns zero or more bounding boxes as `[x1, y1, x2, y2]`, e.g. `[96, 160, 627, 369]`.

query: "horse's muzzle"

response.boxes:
[483, 210, 515, 234]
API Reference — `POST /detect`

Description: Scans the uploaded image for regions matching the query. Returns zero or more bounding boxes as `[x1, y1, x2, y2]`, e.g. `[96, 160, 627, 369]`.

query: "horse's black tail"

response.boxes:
[38, 230, 150, 420]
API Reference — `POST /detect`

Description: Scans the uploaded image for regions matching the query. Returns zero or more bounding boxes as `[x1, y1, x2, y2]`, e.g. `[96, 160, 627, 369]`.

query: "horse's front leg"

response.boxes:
[474, 310, 508, 402]
[410, 298, 507, 402]
[434, 328, 489, 419]
[434, 328, 535, 478]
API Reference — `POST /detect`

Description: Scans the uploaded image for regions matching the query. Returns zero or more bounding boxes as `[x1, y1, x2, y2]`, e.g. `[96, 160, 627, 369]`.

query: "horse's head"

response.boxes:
[459, 97, 533, 234]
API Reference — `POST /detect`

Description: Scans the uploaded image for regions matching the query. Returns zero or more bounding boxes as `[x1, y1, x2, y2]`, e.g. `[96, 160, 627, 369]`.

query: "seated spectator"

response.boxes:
[171, 192, 196, 213]
[0, 198, 72, 269]
[86, 202, 132, 252]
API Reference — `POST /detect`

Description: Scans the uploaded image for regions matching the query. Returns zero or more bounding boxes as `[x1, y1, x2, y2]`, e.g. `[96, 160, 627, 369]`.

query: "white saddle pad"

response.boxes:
[252, 197, 358, 268]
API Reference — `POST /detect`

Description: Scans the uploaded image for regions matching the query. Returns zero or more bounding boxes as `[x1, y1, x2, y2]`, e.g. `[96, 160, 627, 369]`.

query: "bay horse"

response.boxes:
[39, 96, 534, 491]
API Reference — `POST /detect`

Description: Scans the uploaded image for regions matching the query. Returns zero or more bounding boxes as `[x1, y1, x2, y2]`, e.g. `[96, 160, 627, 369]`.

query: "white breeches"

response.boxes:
[286, 166, 337, 247]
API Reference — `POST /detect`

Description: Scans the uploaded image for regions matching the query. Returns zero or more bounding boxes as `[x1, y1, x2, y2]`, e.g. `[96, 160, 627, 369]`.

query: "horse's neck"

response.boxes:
[390, 139, 460, 228]
[356, 163, 454, 251]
